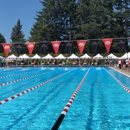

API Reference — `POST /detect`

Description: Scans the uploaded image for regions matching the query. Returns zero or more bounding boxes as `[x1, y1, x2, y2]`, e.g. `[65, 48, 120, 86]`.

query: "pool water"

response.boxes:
[0, 67, 130, 130]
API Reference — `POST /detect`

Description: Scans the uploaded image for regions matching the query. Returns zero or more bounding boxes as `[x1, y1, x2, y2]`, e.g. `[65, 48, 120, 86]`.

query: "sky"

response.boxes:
[0, 0, 43, 43]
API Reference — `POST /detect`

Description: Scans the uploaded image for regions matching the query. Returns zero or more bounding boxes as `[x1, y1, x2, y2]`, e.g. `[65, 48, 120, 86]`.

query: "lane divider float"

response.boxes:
[0, 67, 39, 75]
[104, 68, 130, 94]
[0, 68, 77, 105]
[0, 68, 42, 78]
[0, 70, 53, 87]
[0, 71, 38, 79]
[51, 68, 90, 130]
[0, 69, 21, 74]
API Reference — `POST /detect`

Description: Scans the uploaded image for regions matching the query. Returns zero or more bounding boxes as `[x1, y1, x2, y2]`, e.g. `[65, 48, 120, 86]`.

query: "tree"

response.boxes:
[10, 19, 25, 43]
[55, 0, 77, 40]
[0, 33, 6, 43]
[112, 0, 128, 37]
[29, 0, 77, 42]
[75, 0, 116, 39]
[29, 0, 55, 42]
[0, 33, 6, 53]
[29, 0, 129, 54]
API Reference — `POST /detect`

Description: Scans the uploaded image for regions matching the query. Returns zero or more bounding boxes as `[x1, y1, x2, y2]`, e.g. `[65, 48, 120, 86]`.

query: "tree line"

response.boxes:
[0, 0, 130, 55]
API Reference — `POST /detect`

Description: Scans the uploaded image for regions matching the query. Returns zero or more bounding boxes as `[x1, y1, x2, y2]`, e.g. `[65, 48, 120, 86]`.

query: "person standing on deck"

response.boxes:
[128, 59, 130, 69]
[125, 59, 128, 70]
[118, 59, 121, 69]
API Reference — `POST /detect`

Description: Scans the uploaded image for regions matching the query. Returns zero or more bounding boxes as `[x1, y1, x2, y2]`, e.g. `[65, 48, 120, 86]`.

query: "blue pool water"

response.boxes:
[0, 67, 130, 130]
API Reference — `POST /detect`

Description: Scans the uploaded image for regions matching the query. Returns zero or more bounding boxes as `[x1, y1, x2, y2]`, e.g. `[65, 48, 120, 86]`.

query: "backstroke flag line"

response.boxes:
[77, 40, 86, 54]
[102, 38, 113, 53]
[26, 42, 36, 56]
[2, 43, 12, 57]
[51, 41, 61, 54]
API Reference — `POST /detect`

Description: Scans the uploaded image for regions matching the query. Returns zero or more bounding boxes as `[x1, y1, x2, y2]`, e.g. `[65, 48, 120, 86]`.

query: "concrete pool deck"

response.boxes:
[110, 66, 130, 77]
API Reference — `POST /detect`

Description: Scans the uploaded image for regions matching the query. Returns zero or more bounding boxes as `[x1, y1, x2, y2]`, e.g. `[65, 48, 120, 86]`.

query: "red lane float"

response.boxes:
[51, 68, 90, 130]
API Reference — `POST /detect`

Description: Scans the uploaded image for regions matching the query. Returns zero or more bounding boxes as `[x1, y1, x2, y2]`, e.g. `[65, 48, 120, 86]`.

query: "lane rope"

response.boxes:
[0, 71, 38, 79]
[0, 68, 77, 105]
[0, 70, 53, 87]
[104, 68, 130, 94]
[51, 68, 90, 130]
[0, 68, 39, 75]
[0, 69, 21, 74]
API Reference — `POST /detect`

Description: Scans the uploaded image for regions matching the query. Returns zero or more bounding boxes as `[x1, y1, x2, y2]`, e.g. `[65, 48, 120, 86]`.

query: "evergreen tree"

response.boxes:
[112, 0, 127, 37]
[75, 0, 115, 39]
[29, 0, 130, 54]
[10, 19, 25, 43]
[57, 0, 77, 40]
[29, 0, 55, 42]
[29, 0, 77, 41]
[0, 33, 6, 53]
[0, 33, 6, 43]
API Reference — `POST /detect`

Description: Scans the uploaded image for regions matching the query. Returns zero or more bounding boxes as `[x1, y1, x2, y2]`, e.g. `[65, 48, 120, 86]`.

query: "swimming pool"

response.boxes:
[0, 67, 130, 130]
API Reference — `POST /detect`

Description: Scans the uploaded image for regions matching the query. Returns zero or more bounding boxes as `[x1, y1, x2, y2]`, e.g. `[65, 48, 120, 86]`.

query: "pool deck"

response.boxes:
[110, 66, 130, 77]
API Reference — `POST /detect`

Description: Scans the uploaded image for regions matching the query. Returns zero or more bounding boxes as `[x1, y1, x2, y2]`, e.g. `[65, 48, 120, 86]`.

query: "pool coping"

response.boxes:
[110, 66, 130, 77]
